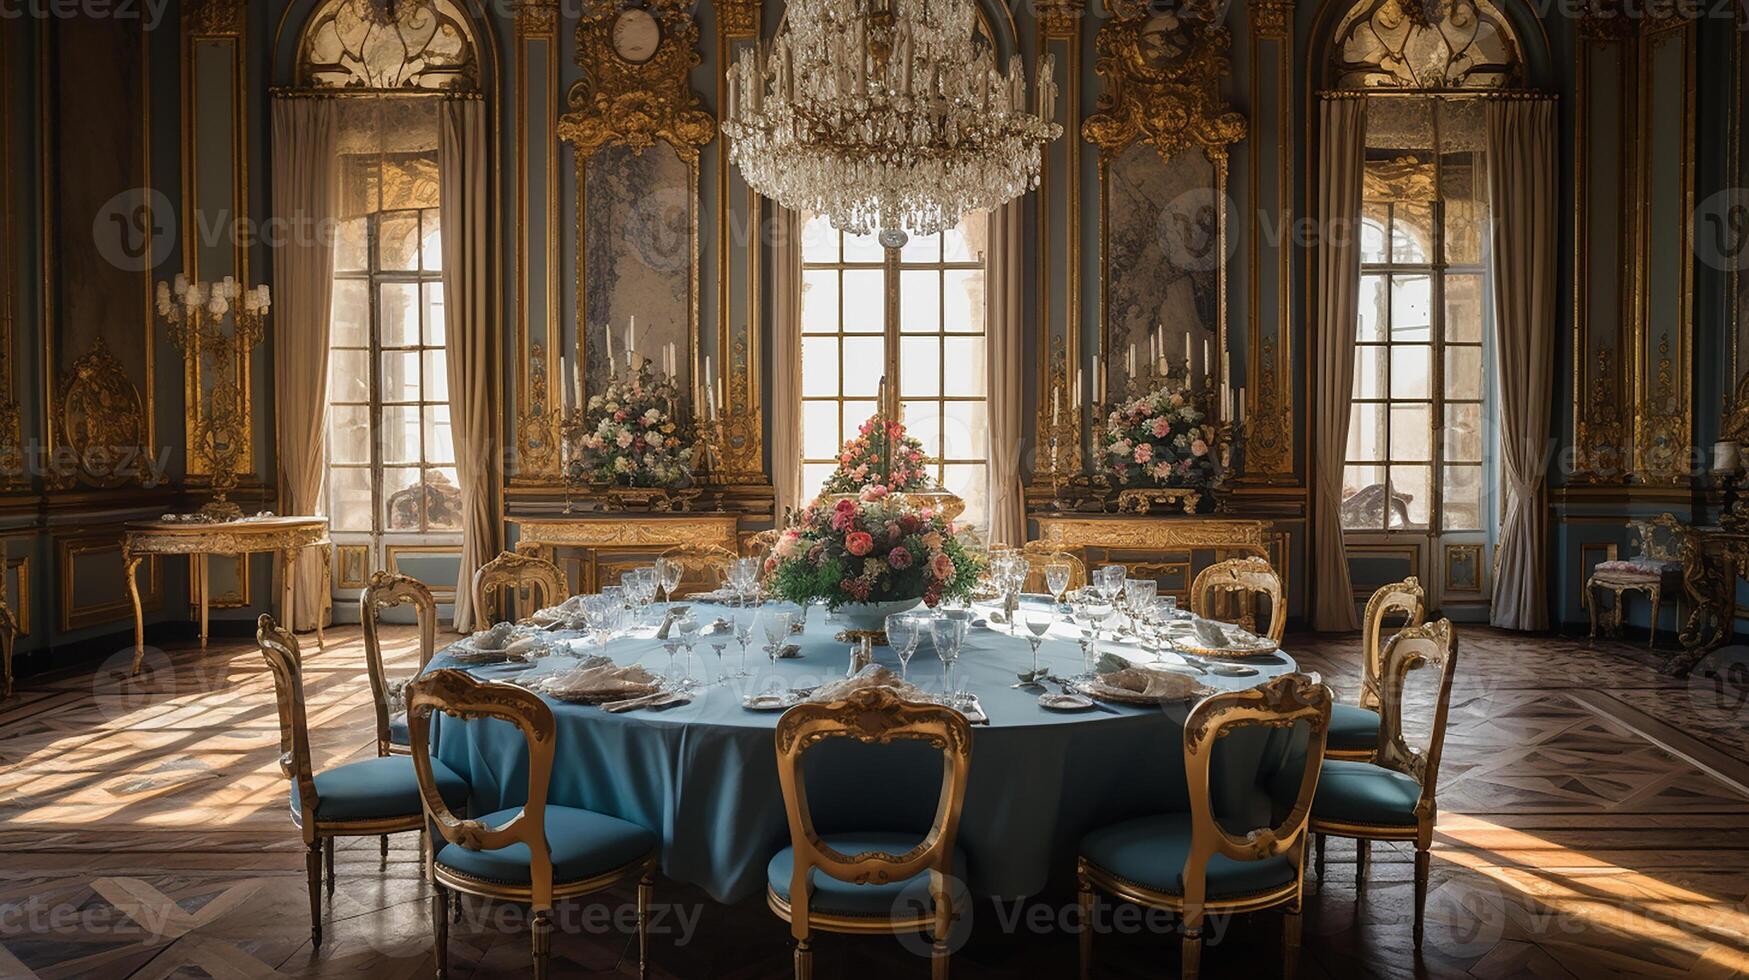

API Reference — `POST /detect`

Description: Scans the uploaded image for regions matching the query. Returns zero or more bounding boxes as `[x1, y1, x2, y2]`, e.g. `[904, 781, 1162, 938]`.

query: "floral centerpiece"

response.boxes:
[566, 361, 696, 488]
[766, 486, 985, 628]
[820, 414, 933, 494]
[1099, 381, 1229, 488]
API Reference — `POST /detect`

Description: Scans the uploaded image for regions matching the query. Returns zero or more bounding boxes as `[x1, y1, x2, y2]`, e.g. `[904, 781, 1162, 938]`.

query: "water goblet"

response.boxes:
[1019, 607, 1054, 682]
[1044, 562, 1072, 607]
[674, 613, 701, 690]
[885, 612, 922, 682]
[761, 611, 793, 664]
[1094, 565, 1126, 602]
[930, 614, 969, 707]
[728, 557, 761, 606]
[733, 614, 754, 677]
[655, 557, 683, 605]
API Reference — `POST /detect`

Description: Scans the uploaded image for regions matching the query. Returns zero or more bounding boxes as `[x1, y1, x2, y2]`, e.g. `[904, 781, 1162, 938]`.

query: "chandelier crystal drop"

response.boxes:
[722, 0, 1062, 244]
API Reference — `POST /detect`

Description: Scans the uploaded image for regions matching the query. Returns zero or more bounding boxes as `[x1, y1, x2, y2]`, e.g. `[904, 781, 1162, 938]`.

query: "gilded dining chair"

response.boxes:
[769, 687, 973, 980]
[1019, 542, 1088, 595]
[1326, 578, 1425, 762]
[361, 571, 439, 758]
[0, 595, 17, 700]
[1310, 619, 1458, 945]
[255, 614, 470, 945]
[1076, 673, 1332, 980]
[1189, 556, 1286, 643]
[657, 543, 737, 595]
[408, 668, 659, 979]
[471, 551, 566, 626]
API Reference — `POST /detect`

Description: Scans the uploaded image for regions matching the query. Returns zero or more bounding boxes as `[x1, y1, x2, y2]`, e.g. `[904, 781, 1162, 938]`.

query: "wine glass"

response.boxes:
[1044, 562, 1072, 607]
[674, 613, 701, 690]
[655, 557, 683, 604]
[584, 595, 622, 650]
[1094, 565, 1125, 602]
[886, 612, 922, 682]
[761, 611, 793, 664]
[733, 614, 755, 677]
[1019, 607, 1054, 681]
[1123, 578, 1158, 635]
[930, 614, 968, 707]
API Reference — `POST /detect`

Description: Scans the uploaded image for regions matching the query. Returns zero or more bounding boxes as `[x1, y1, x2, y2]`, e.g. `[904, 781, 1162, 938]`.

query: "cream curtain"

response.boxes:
[770, 206, 805, 523]
[270, 97, 339, 632]
[438, 98, 498, 633]
[984, 201, 1025, 547]
[1310, 96, 1366, 632]
[1486, 99, 1557, 630]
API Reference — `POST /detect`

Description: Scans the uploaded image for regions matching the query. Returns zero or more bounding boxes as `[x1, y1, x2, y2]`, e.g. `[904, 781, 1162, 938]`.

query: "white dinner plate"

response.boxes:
[1038, 692, 1096, 712]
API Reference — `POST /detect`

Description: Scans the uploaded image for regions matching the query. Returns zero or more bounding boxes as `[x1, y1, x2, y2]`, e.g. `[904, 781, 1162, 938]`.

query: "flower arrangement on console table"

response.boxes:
[564, 358, 698, 499]
[766, 486, 985, 632]
[1096, 374, 1238, 515]
[818, 411, 967, 521]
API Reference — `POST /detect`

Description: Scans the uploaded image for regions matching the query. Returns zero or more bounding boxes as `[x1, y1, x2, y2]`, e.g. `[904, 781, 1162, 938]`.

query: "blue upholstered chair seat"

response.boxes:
[1326, 703, 1380, 753]
[294, 755, 468, 823]
[388, 711, 409, 747]
[1311, 759, 1421, 827]
[766, 832, 968, 919]
[1079, 813, 1296, 899]
[436, 805, 657, 886]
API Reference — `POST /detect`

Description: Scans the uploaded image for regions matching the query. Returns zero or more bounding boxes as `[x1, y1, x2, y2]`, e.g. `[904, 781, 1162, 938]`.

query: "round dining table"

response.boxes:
[424, 601, 1306, 904]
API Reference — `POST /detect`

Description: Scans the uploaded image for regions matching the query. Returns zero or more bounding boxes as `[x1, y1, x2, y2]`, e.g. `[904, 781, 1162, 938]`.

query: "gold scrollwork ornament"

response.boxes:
[58, 339, 147, 490]
[556, 0, 716, 162]
[1082, 0, 1248, 162]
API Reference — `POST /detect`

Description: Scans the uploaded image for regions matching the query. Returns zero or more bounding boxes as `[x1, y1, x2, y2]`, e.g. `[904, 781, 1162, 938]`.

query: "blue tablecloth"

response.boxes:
[425, 603, 1305, 903]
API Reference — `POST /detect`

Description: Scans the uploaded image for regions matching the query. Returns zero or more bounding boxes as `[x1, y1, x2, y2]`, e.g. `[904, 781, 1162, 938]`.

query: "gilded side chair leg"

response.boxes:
[793, 937, 813, 980]
[304, 841, 323, 945]
[1413, 846, 1430, 946]
[1282, 897, 1303, 980]
[324, 837, 336, 896]
[1076, 865, 1094, 980]
[431, 881, 450, 979]
[931, 888, 952, 980]
[531, 907, 553, 980]
[1585, 582, 1597, 643]
[1648, 585, 1661, 648]
[638, 870, 654, 980]
[1180, 923, 1202, 980]
[1354, 839, 1370, 884]
[380, 834, 389, 867]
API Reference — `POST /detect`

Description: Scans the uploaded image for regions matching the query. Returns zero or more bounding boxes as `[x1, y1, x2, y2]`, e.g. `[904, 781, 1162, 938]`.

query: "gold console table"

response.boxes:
[1032, 515, 1275, 604]
[123, 516, 331, 674]
[509, 514, 742, 594]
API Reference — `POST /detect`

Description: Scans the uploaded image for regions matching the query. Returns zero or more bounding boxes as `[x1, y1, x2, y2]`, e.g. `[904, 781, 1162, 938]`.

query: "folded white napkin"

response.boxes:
[537, 662, 662, 703]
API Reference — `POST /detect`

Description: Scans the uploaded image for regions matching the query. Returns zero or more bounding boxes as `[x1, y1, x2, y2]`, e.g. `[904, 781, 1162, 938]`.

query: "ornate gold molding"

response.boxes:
[1575, 346, 1627, 481]
[712, 0, 765, 486]
[516, 0, 558, 36]
[0, 32, 21, 491]
[1082, 7, 1247, 162]
[556, 0, 716, 162]
[1242, 0, 1293, 479]
[717, 0, 759, 38]
[1031, 3, 1086, 492]
[1038, 0, 1086, 39]
[182, 0, 244, 35]
[57, 340, 147, 490]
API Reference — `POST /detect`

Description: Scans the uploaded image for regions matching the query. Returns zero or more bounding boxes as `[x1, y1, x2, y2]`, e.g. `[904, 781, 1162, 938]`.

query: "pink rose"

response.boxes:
[930, 551, 955, 581]
[888, 546, 914, 570]
[921, 531, 944, 553]
[1191, 439, 1209, 457]
[845, 531, 874, 557]
[763, 556, 779, 574]
[1151, 417, 1172, 438]
[860, 485, 889, 501]
[616, 432, 634, 449]
[1134, 443, 1153, 464]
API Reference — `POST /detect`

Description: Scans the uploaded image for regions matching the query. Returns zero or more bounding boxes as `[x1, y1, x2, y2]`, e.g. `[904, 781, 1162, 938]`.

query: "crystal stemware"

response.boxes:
[930, 613, 968, 707]
[761, 611, 793, 664]
[886, 612, 922, 682]
[1044, 562, 1072, 607]
[733, 614, 755, 677]
[674, 612, 701, 690]
[655, 557, 683, 605]
[1019, 607, 1054, 682]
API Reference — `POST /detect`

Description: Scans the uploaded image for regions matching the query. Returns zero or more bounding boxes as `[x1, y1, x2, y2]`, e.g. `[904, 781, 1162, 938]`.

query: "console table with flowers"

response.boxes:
[508, 514, 743, 596]
[1030, 514, 1276, 609]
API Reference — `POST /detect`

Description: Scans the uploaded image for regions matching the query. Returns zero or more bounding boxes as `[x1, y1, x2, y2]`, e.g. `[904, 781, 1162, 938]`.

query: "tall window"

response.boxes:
[798, 213, 990, 528]
[1340, 100, 1492, 532]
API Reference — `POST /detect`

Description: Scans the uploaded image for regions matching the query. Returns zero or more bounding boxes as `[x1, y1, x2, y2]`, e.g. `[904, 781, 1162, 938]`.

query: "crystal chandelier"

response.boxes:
[723, 0, 1062, 246]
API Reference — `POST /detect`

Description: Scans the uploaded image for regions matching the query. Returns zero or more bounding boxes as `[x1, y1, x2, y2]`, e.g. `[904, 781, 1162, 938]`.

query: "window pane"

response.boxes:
[801, 462, 836, 502]
[424, 406, 454, 464]
[1361, 203, 1391, 264]
[335, 217, 370, 273]
[802, 401, 840, 459]
[420, 207, 442, 271]
[1445, 273, 1484, 343]
[800, 214, 838, 262]
[841, 270, 885, 333]
[378, 211, 421, 271]
[899, 231, 941, 263]
[899, 338, 941, 396]
[842, 400, 877, 441]
[329, 349, 370, 402]
[423, 282, 446, 347]
[1389, 275, 1431, 340]
[381, 406, 422, 465]
[1341, 464, 1387, 529]
[1445, 345, 1482, 399]
[328, 404, 371, 465]
[942, 223, 977, 262]
[900, 270, 940, 333]
[941, 400, 988, 459]
[1357, 274, 1389, 341]
[328, 466, 373, 533]
[383, 466, 423, 530]
[381, 351, 421, 402]
[1392, 201, 1433, 263]
[841, 337, 885, 396]
[1353, 345, 1388, 399]
[943, 268, 985, 333]
[330, 279, 370, 348]
[423, 349, 450, 403]
[801, 271, 840, 333]
[1445, 403, 1484, 462]
[1390, 465, 1432, 528]
[900, 401, 941, 457]
[425, 466, 461, 530]
[1390, 346, 1431, 399]
[1442, 151, 1485, 265]
[800, 337, 839, 397]
[1441, 464, 1483, 531]
[1346, 402, 1386, 461]
[842, 229, 884, 263]
[941, 463, 985, 529]
[942, 338, 987, 396]
[380, 283, 421, 347]
[1388, 404, 1432, 461]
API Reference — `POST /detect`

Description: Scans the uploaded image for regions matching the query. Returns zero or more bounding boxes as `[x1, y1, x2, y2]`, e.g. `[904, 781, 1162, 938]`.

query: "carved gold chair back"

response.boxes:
[1189, 556, 1285, 642]
[772, 686, 974, 976]
[1373, 619, 1459, 831]
[658, 543, 737, 594]
[360, 571, 437, 757]
[255, 614, 320, 838]
[1019, 543, 1088, 595]
[471, 551, 566, 626]
[1358, 577, 1424, 711]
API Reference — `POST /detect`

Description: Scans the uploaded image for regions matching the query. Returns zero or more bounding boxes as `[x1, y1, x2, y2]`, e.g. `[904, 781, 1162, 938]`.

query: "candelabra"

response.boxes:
[156, 274, 270, 521]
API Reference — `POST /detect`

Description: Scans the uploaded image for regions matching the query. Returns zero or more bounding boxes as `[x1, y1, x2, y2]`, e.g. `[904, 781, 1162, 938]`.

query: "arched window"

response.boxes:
[1332, 2, 1522, 536]
[294, 0, 483, 573]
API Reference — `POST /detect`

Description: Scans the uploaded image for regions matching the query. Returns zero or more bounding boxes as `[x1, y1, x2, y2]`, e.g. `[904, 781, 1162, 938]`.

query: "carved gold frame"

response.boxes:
[512, 0, 565, 483]
[1244, 0, 1294, 478]
[1083, 0, 1246, 409]
[361, 570, 436, 757]
[1031, 0, 1087, 490]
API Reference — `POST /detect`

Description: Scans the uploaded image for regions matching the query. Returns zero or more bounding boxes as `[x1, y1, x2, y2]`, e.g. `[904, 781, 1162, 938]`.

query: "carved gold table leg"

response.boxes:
[317, 544, 330, 650]
[126, 550, 147, 675]
[198, 555, 210, 650]
[281, 548, 298, 637]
